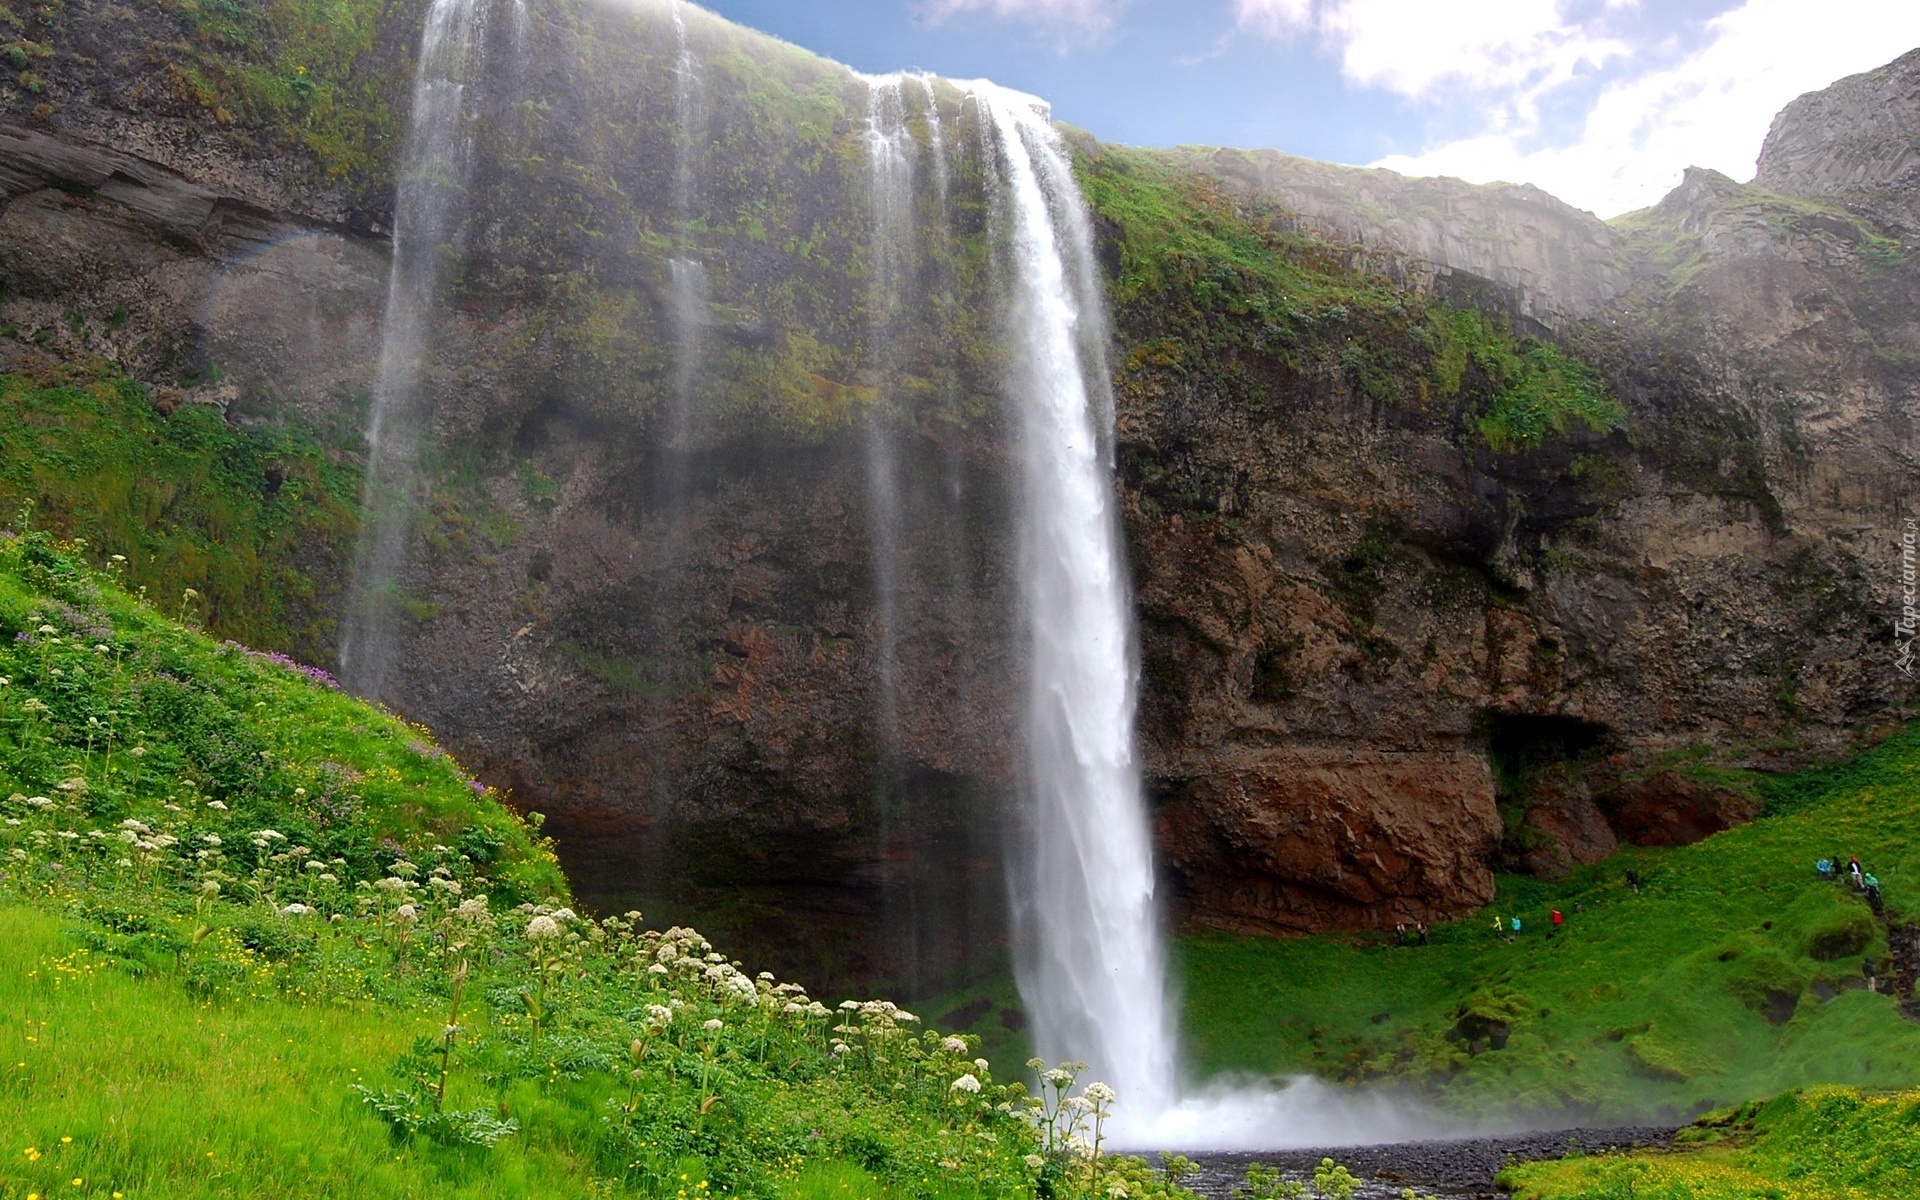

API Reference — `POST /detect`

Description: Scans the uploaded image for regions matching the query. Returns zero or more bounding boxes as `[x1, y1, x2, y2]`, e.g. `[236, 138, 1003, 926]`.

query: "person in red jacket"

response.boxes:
[1550, 909, 1565, 936]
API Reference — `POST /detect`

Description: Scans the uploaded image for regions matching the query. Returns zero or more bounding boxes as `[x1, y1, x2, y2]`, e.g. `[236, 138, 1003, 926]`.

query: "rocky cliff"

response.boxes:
[0, 1, 1913, 992]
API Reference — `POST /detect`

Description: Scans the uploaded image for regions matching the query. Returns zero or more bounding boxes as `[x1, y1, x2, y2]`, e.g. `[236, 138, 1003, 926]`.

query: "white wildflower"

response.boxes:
[205, 800, 228, 811]
[942, 1036, 969, 1055]
[702, 1019, 724, 1032]
[525, 914, 561, 941]
[279, 903, 313, 917]
[950, 1074, 982, 1094]
[394, 904, 418, 924]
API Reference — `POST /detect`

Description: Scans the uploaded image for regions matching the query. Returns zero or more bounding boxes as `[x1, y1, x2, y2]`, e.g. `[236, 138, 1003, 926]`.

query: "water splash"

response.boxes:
[971, 83, 1178, 1126]
[339, 0, 491, 698]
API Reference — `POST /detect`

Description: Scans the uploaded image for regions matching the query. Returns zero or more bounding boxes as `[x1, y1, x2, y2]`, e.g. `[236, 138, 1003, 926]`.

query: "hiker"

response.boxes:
[1624, 869, 1641, 894]
[1510, 916, 1523, 935]
[1867, 883, 1885, 917]
[1851, 857, 1864, 888]
[1416, 922, 1430, 946]
[1865, 958, 1881, 993]
[1817, 858, 1834, 880]
[1493, 914, 1504, 937]
[1394, 922, 1407, 946]
[1551, 909, 1564, 936]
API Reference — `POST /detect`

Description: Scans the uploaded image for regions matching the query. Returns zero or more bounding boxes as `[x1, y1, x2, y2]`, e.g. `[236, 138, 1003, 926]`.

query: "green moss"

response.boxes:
[1078, 144, 1623, 453]
[0, 363, 360, 665]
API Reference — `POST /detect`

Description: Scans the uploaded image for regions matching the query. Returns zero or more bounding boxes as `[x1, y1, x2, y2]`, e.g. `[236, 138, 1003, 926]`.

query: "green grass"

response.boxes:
[1501, 1086, 1920, 1200]
[1173, 725, 1920, 1122]
[0, 904, 614, 1199]
[0, 364, 360, 665]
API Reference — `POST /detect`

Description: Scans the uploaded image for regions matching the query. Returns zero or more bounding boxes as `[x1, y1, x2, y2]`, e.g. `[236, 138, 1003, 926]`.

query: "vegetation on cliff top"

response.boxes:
[1174, 723, 1920, 1123]
[0, 361, 360, 666]
[1077, 144, 1624, 455]
[1, 0, 415, 206]
[0, 534, 1197, 1200]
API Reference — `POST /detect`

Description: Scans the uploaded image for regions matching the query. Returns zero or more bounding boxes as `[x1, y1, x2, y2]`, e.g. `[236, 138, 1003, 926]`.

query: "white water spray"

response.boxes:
[972, 84, 1178, 1127]
[340, 0, 490, 696]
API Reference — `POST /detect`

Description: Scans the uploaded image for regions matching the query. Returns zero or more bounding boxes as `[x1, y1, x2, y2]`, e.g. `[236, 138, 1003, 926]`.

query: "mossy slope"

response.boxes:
[1176, 725, 1920, 1123]
[0, 361, 361, 667]
[1502, 1086, 1920, 1200]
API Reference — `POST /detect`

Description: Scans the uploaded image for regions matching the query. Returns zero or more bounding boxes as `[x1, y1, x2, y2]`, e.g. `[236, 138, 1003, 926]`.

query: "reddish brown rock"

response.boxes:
[1155, 749, 1501, 934]
[1520, 791, 1620, 879]
[1609, 772, 1762, 848]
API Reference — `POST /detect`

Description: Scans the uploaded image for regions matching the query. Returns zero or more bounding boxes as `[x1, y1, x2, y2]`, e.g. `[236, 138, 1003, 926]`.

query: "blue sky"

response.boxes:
[696, 0, 1920, 217]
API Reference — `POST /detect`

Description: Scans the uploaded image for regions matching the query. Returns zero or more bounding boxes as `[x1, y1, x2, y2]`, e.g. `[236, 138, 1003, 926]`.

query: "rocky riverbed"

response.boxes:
[1181, 1127, 1679, 1198]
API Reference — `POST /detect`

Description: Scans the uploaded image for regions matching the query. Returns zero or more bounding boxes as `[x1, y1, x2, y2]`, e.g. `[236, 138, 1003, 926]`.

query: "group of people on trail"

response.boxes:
[1817, 853, 1883, 915]
[1392, 922, 1431, 946]
[1486, 908, 1567, 942]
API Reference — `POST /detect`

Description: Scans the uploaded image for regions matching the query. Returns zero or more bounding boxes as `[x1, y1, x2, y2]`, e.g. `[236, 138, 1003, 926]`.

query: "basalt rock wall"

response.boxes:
[0, 2, 1914, 986]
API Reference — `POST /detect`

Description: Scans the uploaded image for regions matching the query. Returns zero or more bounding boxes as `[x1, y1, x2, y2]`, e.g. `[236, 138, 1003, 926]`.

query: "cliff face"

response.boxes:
[0, 1, 1914, 989]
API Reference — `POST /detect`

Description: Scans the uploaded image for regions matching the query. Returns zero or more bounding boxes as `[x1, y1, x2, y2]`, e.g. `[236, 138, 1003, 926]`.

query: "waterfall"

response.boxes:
[861, 73, 918, 749]
[669, 0, 703, 222]
[972, 84, 1178, 1124]
[658, 1, 706, 527]
[914, 74, 950, 213]
[339, 0, 490, 698]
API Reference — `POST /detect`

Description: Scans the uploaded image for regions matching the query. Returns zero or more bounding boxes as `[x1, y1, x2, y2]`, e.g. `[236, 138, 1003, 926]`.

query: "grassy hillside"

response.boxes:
[0, 359, 360, 665]
[1173, 726, 1920, 1123]
[1503, 1086, 1920, 1200]
[0, 532, 1191, 1200]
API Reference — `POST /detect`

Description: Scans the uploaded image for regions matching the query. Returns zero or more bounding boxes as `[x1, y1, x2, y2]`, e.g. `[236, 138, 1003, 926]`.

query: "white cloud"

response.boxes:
[1240, 0, 1920, 217]
[1236, 0, 1629, 99]
[922, 0, 1124, 47]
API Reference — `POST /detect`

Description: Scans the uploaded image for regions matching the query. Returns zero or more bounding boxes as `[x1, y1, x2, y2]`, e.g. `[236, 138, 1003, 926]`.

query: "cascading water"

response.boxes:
[971, 84, 1178, 1125]
[339, 0, 490, 698]
[659, 0, 707, 526]
[860, 73, 919, 747]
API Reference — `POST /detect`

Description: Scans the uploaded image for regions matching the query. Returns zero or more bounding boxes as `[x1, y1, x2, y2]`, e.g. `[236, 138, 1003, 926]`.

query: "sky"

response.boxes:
[696, 0, 1920, 218]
